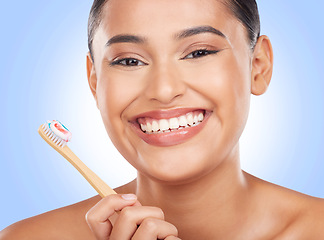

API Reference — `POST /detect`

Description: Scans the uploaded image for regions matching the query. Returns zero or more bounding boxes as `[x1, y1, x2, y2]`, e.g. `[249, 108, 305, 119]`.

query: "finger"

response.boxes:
[85, 194, 137, 240]
[110, 196, 142, 226]
[131, 217, 178, 240]
[109, 206, 165, 240]
[165, 236, 182, 240]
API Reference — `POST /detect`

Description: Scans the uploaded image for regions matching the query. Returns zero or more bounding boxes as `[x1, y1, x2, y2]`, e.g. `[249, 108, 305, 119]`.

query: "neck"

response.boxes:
[134, 144, 252, 239]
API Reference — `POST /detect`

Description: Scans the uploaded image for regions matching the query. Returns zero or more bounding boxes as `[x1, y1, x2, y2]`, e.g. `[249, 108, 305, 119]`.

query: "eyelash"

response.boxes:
[110, 58, 147, 67]
[110, 49, 219, 67]
[181, 49, 219, 60]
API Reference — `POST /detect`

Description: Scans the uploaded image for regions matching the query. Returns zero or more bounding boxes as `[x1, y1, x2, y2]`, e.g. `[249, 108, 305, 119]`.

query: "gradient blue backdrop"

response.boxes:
[1, 0, 323, 230]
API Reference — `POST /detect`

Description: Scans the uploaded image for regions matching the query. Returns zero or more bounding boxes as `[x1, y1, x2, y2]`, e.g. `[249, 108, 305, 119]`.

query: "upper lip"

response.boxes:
[130, 108, 207, 122]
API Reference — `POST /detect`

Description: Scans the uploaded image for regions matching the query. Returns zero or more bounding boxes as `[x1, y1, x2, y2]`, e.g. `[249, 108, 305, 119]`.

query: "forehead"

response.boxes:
[100, 0, 241, 39]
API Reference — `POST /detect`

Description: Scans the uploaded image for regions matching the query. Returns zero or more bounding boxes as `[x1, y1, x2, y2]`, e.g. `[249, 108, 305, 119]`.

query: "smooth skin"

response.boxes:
[2, 0, 324, 239]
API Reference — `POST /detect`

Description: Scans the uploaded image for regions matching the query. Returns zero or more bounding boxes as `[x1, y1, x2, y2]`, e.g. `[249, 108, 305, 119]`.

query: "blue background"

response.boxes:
[1, 0, 323, 230]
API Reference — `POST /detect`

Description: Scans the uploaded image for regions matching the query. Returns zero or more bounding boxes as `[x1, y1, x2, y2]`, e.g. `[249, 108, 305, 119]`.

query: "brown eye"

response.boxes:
[110, 58, 147, 67]
[123, 58, 140, 66]
[193, 50, 209, 58]
[183, 49, 219, 59]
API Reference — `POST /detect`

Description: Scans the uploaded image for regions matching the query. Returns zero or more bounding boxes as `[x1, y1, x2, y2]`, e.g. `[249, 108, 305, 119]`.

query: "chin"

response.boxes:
[149, 169, 213, 186]
[136, 154, 216, 186]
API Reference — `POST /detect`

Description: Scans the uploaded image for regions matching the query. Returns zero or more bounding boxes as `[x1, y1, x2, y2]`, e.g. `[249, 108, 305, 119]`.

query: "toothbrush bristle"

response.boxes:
[42, 121, 67, 148]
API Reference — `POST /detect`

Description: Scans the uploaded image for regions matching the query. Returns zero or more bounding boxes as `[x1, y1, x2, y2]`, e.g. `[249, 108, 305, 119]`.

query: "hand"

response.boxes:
[86, 194, 180, 240]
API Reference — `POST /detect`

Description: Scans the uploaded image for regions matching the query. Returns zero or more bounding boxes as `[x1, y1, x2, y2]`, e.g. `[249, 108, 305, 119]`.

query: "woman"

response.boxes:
[1, 0, 324, 239]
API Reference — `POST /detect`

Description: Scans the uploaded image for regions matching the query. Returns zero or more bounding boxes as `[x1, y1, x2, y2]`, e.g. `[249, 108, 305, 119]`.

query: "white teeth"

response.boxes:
[140, 124, 147, 132]
[159, 119, 169, 131]
[186, 113, 194, 126]
[193, 115, 198, 124]
[152, 120, 159, 132]
[198, 112, 204, 122]
[146, 122, 153, 132]
[178, 115, 187, 127]
[169, 118, 179, 129]
[139, 111, 205, 134]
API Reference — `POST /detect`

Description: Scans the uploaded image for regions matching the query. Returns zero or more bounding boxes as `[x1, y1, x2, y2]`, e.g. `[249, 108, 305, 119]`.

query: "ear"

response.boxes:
[86, 52, 99, 108]
[251, 35, 274, 96]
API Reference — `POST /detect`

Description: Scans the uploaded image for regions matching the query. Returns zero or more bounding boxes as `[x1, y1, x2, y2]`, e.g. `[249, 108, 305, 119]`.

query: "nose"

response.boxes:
[144, 63, 186, 104]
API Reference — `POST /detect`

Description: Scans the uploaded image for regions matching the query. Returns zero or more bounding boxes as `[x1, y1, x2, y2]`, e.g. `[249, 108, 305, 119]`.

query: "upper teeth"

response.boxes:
[139, 111, 204, 134]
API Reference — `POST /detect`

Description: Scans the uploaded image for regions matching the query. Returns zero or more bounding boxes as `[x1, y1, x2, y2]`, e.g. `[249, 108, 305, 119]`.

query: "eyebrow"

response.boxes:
[175, 25, 227, 40]
[105, 35, 146, 47]
[105, 25, 226, 47]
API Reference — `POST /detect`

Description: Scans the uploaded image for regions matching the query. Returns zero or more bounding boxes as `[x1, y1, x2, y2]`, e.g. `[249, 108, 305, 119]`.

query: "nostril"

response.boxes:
[149, 92, 184, 105]
[144, 68, 187, 104]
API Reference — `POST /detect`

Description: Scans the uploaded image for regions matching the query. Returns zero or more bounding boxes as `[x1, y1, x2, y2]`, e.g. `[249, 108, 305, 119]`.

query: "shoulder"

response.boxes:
[274, 197, 324, 239]
[0, 195, 101, 240]
[246, 173, 324, 239]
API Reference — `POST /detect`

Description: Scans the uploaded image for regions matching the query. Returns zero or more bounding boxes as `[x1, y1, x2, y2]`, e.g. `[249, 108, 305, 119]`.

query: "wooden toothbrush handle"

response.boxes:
[59, 146, 120, 226]
[38, 124, 119, 226]
[59, 146, 116, 197]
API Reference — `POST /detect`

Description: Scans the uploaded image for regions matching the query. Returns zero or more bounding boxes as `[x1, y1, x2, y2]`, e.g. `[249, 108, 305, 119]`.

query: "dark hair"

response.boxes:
[88, 0, 108, 62]
[223, 0, 260, 49]
[87, 0, 260, 61]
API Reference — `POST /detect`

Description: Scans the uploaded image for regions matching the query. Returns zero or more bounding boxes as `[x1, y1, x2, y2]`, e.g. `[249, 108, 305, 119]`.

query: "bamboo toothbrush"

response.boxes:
[38, 120, 117, 197]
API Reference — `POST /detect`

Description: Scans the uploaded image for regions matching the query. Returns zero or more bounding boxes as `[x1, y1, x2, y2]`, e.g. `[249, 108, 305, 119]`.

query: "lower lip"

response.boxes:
[129, 112, 211, 147]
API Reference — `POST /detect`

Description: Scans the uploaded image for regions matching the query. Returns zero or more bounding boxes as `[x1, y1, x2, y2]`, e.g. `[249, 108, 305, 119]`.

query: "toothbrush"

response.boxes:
[38, 120, 117, 197]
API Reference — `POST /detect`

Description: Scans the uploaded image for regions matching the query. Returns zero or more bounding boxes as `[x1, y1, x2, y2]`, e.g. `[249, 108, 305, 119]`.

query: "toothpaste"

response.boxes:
[48, 120, 72, 143]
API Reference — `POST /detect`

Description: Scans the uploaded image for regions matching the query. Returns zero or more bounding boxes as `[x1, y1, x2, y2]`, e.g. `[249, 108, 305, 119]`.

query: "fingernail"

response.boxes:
[121, 194, 137, 200]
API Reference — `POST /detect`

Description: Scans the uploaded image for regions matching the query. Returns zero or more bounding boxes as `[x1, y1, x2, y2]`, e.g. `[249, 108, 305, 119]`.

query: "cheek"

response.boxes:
[96, 71, 143, 157]
[97, 70, 151, 162]
[97, 69, 143, 122]
[186, 54, 251, 139]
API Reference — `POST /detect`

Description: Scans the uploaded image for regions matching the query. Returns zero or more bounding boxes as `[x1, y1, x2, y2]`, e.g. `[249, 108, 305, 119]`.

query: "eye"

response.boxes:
[182, 49, 219, 60]
[110, 58, 147, 67]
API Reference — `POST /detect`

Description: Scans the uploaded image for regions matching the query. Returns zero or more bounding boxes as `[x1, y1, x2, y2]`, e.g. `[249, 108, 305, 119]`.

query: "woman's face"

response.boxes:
[89, 0, 253, 184]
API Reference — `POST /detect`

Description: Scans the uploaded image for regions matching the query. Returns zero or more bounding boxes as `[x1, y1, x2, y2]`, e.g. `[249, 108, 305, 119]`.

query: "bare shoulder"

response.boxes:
[245, 172, 324, 239]
[274, 196, 324, 240]
[0, 195, 101, 240]
[0, 180, 135, 240]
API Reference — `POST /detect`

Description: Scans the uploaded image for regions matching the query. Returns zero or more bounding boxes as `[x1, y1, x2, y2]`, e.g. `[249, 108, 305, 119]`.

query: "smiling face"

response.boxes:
[87, 0, 272, 184]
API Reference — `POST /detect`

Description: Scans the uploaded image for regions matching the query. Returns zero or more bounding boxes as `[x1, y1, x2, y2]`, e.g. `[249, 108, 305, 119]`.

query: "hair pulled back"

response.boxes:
[87, 0, 260, 61]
